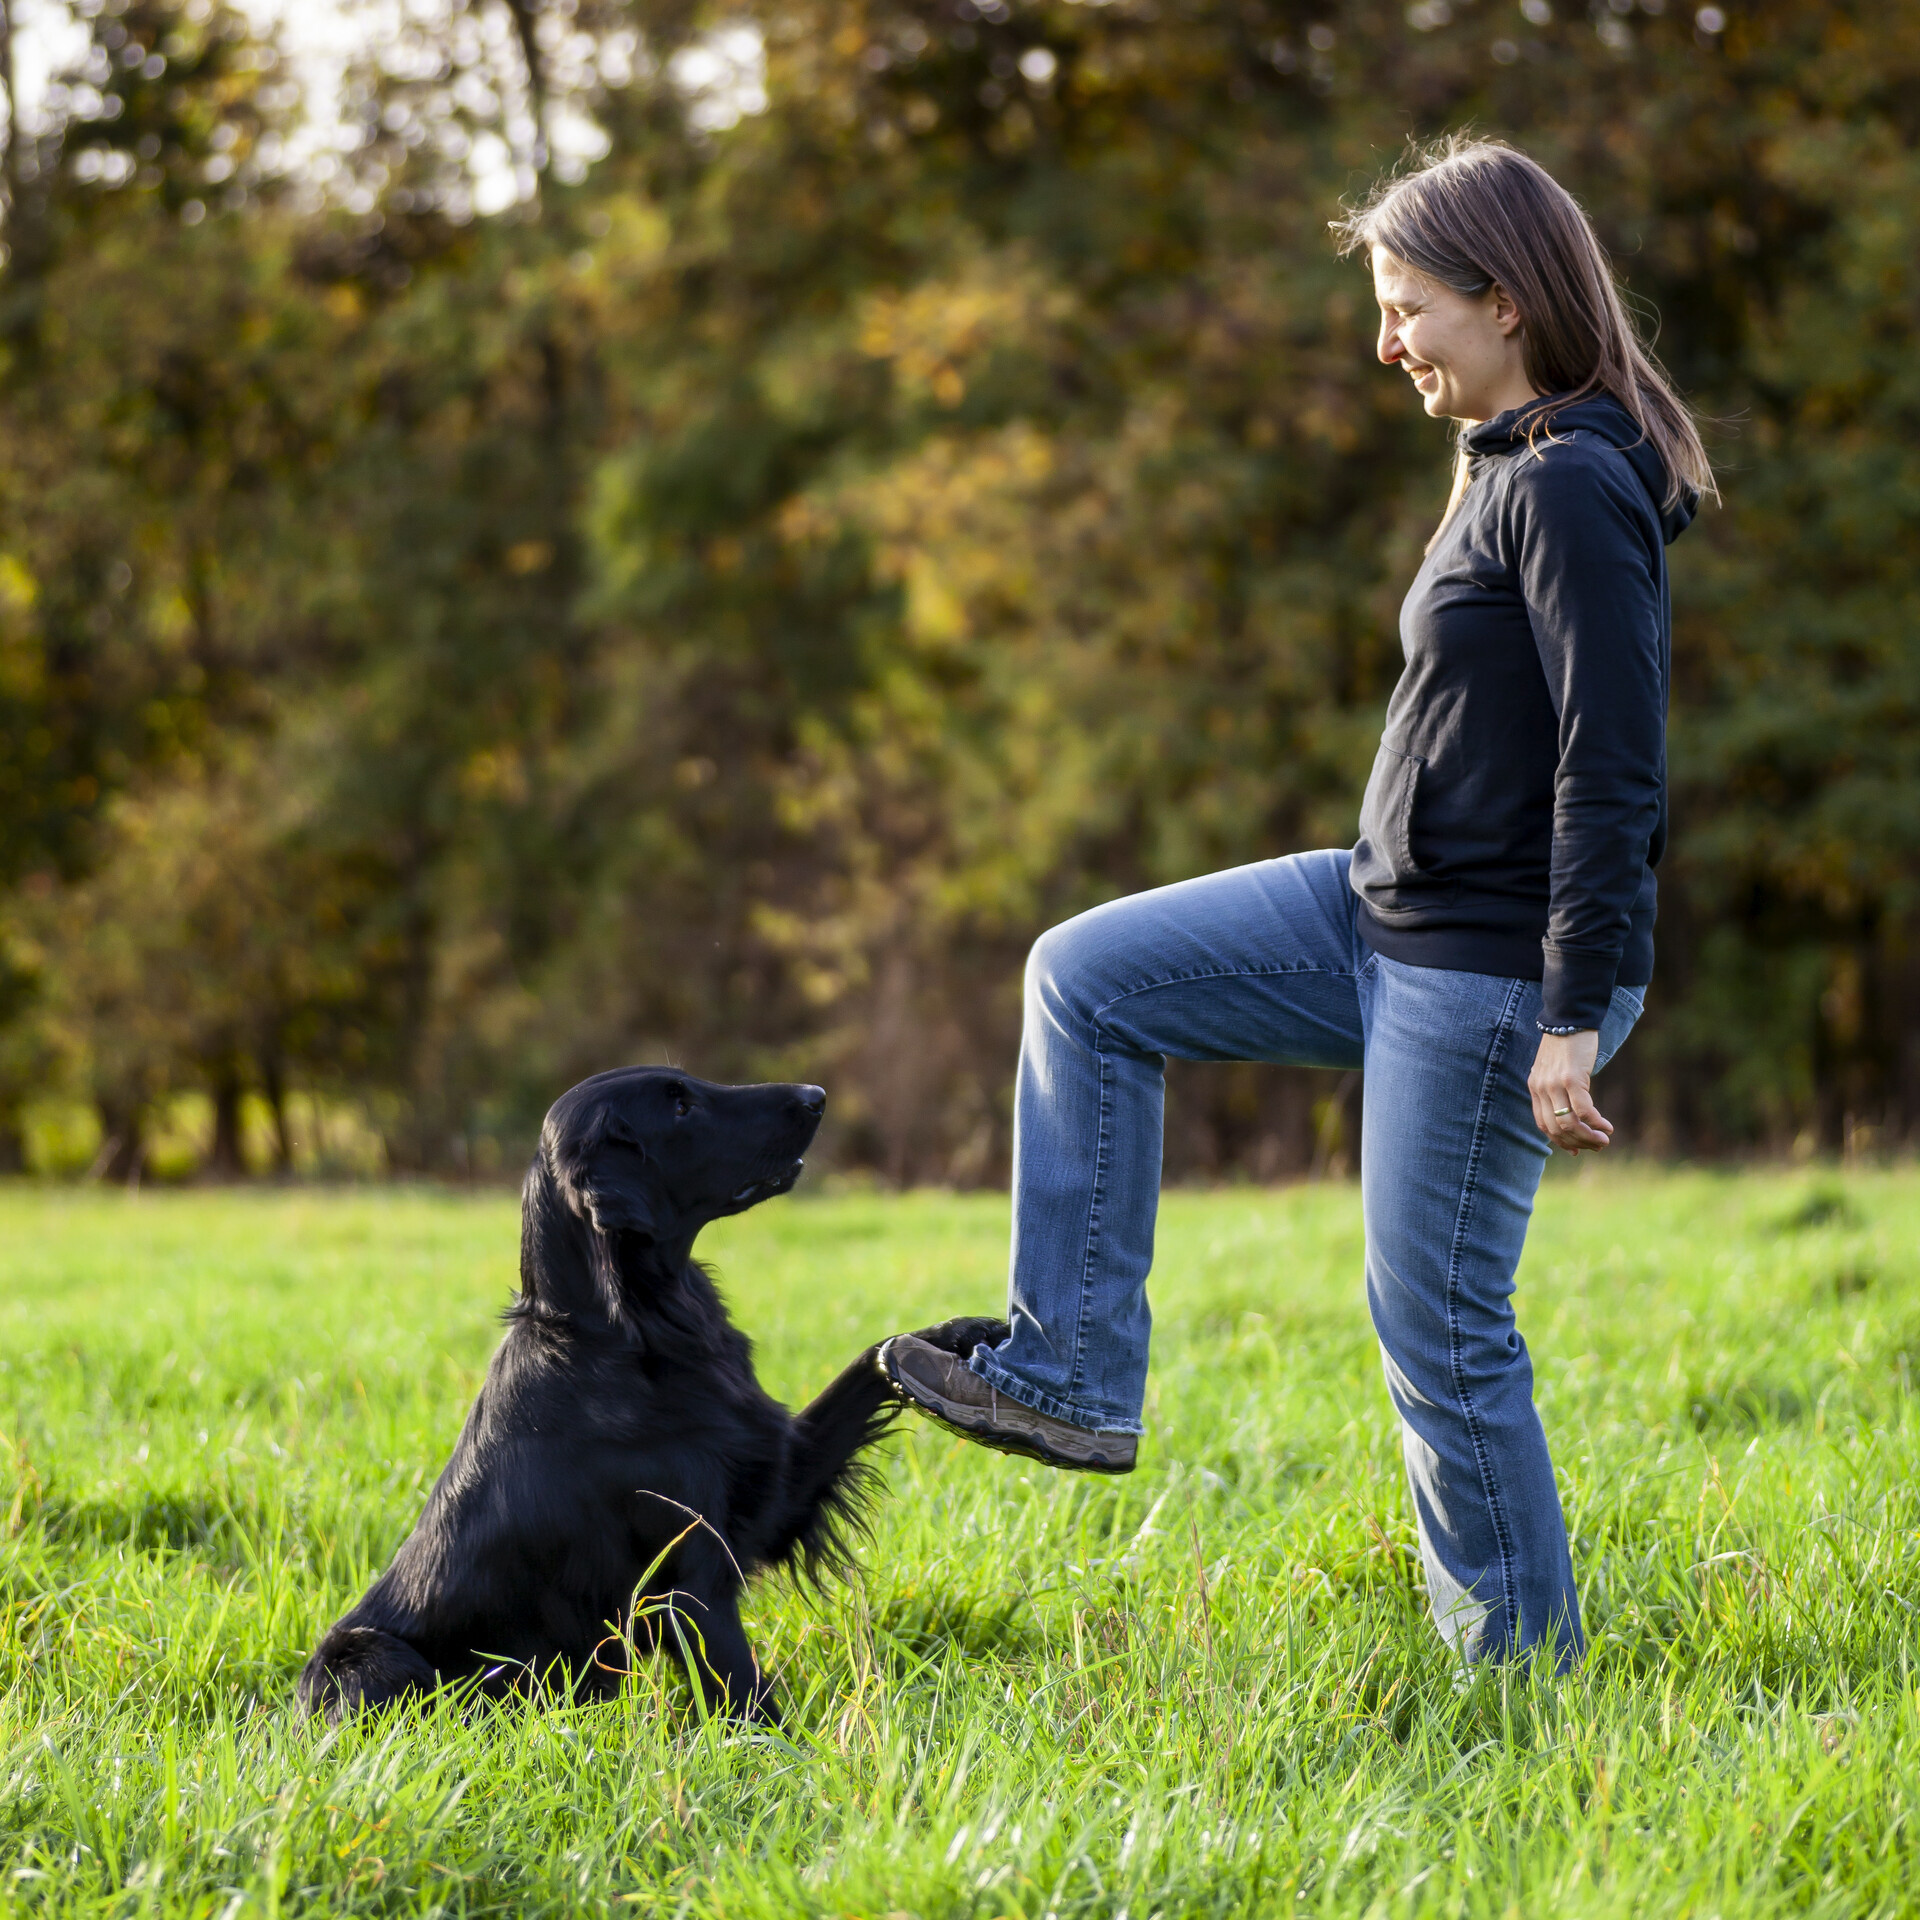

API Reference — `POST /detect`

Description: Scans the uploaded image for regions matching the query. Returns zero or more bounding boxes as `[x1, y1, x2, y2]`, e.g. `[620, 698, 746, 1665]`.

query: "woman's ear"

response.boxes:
[1489, 282, 1525, 338]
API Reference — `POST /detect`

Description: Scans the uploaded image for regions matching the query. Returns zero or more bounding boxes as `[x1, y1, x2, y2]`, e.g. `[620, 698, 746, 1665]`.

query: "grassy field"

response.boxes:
[2, 1166, 1918, 1918]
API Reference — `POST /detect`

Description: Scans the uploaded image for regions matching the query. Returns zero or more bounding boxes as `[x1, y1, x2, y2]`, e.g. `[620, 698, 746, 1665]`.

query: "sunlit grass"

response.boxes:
[3, 1166, 1918, 1916]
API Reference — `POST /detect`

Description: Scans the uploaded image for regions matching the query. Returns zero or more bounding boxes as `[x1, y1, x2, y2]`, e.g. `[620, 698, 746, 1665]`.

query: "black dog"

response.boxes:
[297, 1067, 1004, 1723]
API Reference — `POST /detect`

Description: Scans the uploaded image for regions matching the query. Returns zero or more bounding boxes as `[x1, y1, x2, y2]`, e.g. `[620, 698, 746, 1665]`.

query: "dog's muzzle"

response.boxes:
[730, 1157, 806, 1206]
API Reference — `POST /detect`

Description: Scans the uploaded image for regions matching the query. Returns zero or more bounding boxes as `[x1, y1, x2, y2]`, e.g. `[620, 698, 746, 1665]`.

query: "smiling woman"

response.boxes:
[878, 134, 1717, 1681]
[1371, 252, 1534, 427]
[1341, 135, 1715, 530]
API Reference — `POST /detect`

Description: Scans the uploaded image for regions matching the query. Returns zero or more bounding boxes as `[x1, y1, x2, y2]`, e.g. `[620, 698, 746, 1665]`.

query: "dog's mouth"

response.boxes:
[728, 1158, 805, 1207]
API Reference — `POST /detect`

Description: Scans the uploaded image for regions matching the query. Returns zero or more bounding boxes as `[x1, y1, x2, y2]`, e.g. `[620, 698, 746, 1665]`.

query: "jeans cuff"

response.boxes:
[967, 1352, 1145, 1437]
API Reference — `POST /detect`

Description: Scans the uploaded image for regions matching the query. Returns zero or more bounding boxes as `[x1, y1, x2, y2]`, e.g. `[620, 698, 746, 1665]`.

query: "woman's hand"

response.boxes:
[1528, 1029, 1612, 1153]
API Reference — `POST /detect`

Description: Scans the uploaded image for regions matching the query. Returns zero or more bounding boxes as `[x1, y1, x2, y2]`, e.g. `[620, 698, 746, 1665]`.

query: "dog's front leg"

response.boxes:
[789, 1351, 897, 1498]
[669, 1583, 777, 1723]
[747, 1351, 901, 1578]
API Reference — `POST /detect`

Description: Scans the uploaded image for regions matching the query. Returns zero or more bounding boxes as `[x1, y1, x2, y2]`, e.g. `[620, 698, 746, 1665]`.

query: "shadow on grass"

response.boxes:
[873, 1587, 1039, 1668]
[40, 1489, 247, 1552]
[1686, 1381, 1808, 1434]
[1772, 1181, 1864, 1233]
[1816, 1260, 1878, 1301]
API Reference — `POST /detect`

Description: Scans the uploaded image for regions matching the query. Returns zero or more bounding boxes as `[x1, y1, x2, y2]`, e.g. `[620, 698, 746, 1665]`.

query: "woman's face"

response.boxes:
[1371, 247, 1533, 424]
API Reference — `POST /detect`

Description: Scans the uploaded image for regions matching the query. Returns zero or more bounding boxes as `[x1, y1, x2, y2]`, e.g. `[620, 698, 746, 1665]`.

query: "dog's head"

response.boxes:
[524, 1068, 825, 1326]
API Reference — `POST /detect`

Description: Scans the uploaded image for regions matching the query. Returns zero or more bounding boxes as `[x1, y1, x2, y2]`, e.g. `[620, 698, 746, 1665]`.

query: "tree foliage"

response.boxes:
[2, 0, 1917, 1178]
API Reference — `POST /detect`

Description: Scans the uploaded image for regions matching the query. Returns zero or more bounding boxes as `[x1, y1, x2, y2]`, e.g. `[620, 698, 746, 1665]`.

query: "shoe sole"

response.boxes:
[877, 1340, 1135, 1475]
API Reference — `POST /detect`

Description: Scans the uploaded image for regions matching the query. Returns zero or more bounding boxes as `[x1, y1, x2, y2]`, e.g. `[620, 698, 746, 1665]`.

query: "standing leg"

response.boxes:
[970, 849, 1369, 1434]
[659, 1556, 776, 1722]
[1358, 957, 1645, 1669]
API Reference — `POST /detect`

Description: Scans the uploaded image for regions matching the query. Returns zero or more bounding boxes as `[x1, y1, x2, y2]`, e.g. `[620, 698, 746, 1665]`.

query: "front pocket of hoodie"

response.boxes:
[1352, 743, 1453, 910]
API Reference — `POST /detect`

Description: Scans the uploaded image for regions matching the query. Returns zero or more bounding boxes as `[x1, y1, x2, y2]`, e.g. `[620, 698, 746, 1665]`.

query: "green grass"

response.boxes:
[2, 1166, 1919, 1918]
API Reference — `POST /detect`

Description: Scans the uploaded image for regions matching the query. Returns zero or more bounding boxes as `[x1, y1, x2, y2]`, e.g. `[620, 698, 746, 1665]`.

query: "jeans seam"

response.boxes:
[1065, 1037, 1116, 1408]
[1090, 963, 1359, 1026]
[1072, 958, 1359, 1409]
[1445, 976, 1527, 1650]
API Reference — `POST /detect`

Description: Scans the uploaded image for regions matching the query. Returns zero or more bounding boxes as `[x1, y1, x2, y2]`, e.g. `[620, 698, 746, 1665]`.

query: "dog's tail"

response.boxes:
[773, 1347, 901, 1584]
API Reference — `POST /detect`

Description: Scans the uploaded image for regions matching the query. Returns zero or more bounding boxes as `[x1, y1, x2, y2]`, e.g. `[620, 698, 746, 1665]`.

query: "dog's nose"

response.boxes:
[796, 1085, 826, 1115]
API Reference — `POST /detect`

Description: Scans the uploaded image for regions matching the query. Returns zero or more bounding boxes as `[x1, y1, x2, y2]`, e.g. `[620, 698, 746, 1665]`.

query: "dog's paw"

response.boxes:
[909, 1315, 1010, 1358]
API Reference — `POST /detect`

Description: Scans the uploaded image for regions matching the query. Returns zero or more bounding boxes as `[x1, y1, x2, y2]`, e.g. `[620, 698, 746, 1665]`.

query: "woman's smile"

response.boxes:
[1371, 246, 1537, 424]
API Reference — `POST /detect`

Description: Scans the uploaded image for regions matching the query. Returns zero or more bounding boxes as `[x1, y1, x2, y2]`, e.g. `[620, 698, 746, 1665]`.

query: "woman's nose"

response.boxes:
[1378, 321, 1403, 366]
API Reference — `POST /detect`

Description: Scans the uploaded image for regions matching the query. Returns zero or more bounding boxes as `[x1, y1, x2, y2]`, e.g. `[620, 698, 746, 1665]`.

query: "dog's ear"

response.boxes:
[578, 1139, 659, 1242]
[554, 1113, 659, 1322]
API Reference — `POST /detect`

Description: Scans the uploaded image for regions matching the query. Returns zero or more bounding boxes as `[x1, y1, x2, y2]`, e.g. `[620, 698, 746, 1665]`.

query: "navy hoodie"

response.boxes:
[1349, 392, 1696, 1030]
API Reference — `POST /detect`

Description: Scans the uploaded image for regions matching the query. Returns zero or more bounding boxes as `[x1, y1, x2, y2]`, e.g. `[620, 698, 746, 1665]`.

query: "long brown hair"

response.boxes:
[1332, 135, 1716, 511]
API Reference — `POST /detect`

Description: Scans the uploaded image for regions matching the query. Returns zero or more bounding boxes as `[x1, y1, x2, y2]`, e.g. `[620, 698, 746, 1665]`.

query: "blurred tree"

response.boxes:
[0, 0, 307, 869]
[0, 0, 343, 1156]
[20, 734, 386, 1177]
[5, 0, 1920, 1179]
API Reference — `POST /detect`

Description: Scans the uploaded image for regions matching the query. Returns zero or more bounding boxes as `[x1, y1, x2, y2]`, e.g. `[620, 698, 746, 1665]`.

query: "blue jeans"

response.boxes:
[970, 849, 1644, 1667]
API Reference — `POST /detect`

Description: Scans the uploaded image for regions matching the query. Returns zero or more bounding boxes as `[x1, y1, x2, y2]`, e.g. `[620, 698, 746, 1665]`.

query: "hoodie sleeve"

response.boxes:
[1506, 440, 1666, 1030]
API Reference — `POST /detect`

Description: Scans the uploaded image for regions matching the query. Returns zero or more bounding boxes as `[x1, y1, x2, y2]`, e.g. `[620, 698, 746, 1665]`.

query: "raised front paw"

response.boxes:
[909, 1315, 1010, 1358]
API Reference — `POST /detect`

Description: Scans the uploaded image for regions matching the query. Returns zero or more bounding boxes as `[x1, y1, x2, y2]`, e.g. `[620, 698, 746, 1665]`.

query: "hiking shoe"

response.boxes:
[877, 1334, 1137, 1474]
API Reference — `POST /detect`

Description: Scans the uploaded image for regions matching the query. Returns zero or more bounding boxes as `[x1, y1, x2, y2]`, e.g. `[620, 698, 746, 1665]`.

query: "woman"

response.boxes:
[879, 137, 1714, 1671]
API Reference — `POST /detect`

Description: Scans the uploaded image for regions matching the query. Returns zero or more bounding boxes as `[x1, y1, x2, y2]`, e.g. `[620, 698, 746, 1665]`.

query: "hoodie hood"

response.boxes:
[1463, 391, 1698, 546]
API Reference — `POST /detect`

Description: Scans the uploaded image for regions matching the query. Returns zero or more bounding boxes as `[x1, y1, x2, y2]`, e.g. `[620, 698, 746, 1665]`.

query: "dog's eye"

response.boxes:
[671, 1085, 692, 1119]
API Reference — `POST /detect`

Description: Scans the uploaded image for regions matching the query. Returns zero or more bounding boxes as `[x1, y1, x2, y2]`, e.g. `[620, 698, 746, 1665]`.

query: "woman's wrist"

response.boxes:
[1536, 1020, 1591, 1037]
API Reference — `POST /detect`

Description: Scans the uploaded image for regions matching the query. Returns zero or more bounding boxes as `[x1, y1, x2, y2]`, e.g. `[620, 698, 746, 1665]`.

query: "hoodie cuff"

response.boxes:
[1540, 943, 1619, 1032]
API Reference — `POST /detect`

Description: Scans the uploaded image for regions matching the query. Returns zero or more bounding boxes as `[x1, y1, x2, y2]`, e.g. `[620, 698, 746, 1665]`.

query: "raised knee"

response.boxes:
[1026, 916, 1073, 982]
[1026, 914, 1102, 1023]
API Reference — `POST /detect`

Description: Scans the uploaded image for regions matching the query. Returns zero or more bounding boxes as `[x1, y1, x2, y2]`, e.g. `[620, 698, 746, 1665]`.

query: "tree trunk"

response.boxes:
[205, 1067, 247, 1180]
[385, 866, 440, 1174]
[0, 0, 18, 228]
[502, 0, 549, 178]
[260, 1049, 294, 1174]
[93, 1097, 146, 1186]
[0, 0, 52, 347]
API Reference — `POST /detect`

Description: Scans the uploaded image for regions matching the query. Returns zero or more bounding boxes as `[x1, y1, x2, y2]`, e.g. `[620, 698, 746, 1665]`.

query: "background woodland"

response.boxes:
[2, 0, 1917, 1182]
